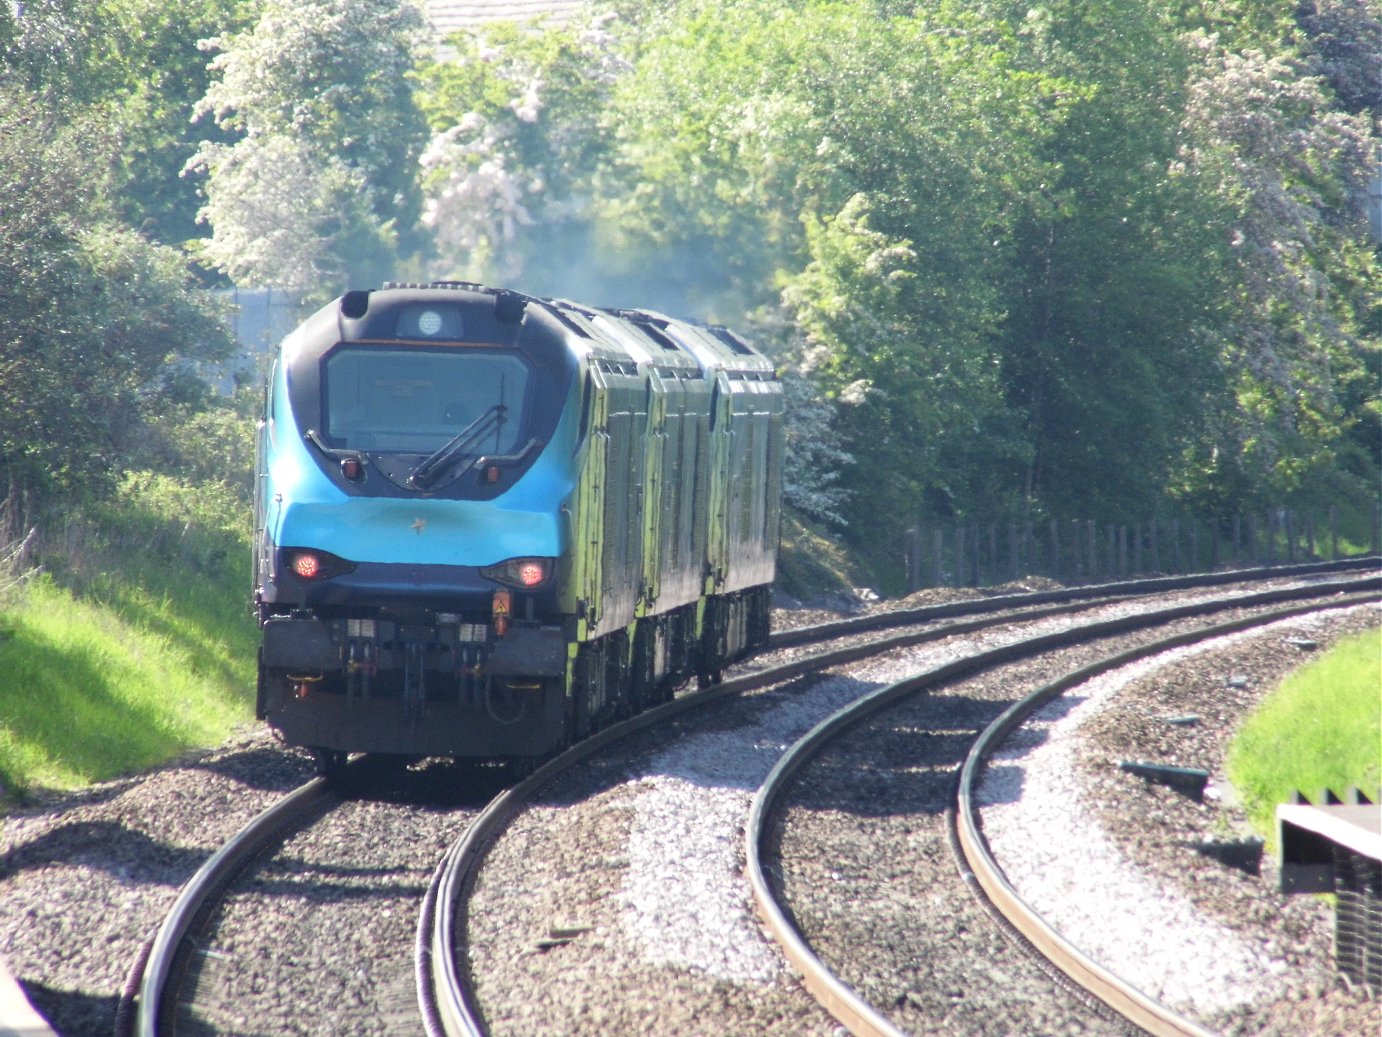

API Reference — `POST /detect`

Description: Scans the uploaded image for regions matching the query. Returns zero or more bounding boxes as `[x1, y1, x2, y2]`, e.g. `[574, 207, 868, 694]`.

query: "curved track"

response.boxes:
[745, 578, 1378, 1036]
[117, 779, 336, 1037]
[112, 559, 1377, 1035]
[425, 561, 1378, 1036]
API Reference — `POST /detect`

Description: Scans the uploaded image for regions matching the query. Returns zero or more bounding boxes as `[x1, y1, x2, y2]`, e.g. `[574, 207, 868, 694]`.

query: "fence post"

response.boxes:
[905, 526, 921, 593]
[1304, 512, 1315, 560]
[1069, 519, 1081, 580]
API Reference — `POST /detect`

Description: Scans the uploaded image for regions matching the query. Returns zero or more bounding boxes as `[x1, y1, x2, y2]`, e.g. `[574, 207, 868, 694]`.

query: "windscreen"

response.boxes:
[323, 346, 531, 455]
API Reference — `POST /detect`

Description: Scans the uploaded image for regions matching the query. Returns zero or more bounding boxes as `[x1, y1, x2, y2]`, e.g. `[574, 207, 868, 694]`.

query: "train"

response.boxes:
[252, 281, 784, 775]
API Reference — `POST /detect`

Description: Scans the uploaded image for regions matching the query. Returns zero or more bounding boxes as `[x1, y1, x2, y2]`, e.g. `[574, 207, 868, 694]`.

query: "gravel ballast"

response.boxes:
[1, 585, 1377, 1036]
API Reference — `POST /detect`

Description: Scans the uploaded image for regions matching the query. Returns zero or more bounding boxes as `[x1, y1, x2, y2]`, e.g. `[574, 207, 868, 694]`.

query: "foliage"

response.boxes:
[1295, 0, 1382, 114]
[1227, 625, 1382, 847]
[409, 0, 1378, 582]
[94, 0, 254, 246]
[604, 1, 1069, 560]
[415, 10, 629, 290]
[126, 385, 260, 500]
[0, 90, 236, 505]
[0, 0, 249, 247]
[777, 365, 853, 527]
[0, 501, 38, 612]
[189, 0, 431, 296]
[1173, 30, 1380, 509]
[774, 510, 862, 605]
[987, 0, 1229, 521]
[2, 0, 1375, 587]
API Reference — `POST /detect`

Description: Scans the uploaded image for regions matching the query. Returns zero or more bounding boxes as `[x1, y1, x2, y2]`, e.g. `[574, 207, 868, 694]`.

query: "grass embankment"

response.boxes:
[1227, 626, 1382, 848]
[0, 473, 257, 799]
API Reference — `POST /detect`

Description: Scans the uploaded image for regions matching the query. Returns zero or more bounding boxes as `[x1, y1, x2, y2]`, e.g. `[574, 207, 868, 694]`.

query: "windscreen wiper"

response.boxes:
[408, 404, 507, 489]
[304, 429, 364, 463]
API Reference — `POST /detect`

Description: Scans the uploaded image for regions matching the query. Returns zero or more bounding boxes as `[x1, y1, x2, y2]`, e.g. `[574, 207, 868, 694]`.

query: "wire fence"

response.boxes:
[902, 505, 1382, 591]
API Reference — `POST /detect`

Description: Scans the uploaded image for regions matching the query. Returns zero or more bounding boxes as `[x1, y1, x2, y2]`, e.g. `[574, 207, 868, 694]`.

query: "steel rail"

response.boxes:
[768, 556, 1378, 648]
[425, 568, 1377, 1036]
[953, 592, 1380, 1037]
[418, 576, 1134, 1033]
[416, 579, 1238, 1034]
[745, 576, 1379, 1037]
[118, 777, 336, 1037]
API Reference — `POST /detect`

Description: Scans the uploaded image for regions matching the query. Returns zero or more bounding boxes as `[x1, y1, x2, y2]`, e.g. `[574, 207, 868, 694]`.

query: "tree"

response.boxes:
[1173, 32, 1379, 508]
[612, 2, 1069, 563]
[189, 0, 430, 294]
[986, 0, 1231, 522]
[94, 0, 253, 247]
[415, 10, 630, 291]
[0, 89, 235, 504]
[2, 0, 251, 248]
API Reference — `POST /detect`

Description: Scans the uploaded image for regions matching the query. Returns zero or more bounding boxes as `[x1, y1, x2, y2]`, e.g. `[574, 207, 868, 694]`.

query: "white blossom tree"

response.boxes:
[1175, 30, 1379, 501]
[416, 11, 629, 285]
[187, 0, 429, 295]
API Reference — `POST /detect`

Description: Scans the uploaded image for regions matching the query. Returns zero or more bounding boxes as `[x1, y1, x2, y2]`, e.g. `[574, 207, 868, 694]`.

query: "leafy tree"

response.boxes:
[0, 95, 107, 500]
[1173, 32, 1379, 508]
[0, 89, 235, 504]
[1296, 0, 1382, 114]
[408, 0, 1378, 580]
[93, 0, 254, 247]
[987, 0, 1230, 522]
[189, 0, 430, 294]
[2, 1, 251, 248]
[0, 0, 108, 104]
[415, 10, 629, 290]
[606, 1, 1067, 562]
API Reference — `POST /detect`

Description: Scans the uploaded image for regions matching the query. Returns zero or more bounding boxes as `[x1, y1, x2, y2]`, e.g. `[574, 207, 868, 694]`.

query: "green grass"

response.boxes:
[1227, 626, 1382, 848]
[0, 472, 257, 799]
[776, 509, 860, 603]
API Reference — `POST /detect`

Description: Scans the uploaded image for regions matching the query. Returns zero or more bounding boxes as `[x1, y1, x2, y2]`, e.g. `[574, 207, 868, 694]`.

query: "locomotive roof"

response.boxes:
[279, 284, 775, 382]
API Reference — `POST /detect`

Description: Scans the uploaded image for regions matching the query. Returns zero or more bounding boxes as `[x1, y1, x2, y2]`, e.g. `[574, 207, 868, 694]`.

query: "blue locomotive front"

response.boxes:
[254, 282, 783, 773]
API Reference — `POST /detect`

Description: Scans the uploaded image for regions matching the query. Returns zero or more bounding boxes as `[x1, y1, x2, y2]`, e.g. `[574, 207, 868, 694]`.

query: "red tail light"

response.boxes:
[292, 552, 321, 579]
[481, 557, 552, 588]
[283, 548, 354, 582]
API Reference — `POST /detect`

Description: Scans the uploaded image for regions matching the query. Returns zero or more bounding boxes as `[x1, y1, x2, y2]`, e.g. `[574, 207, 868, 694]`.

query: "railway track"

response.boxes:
[424, 562, 1378, 1036]
[117, 778, 335, 1037]
[107, 560, 1378, 1036]
[114, 761, 513, 1037]
[749, 583, 1378, 1037]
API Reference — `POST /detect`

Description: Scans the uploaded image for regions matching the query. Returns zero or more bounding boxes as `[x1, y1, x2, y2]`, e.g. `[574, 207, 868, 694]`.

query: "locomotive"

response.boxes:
[253, 282, 784, 774]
